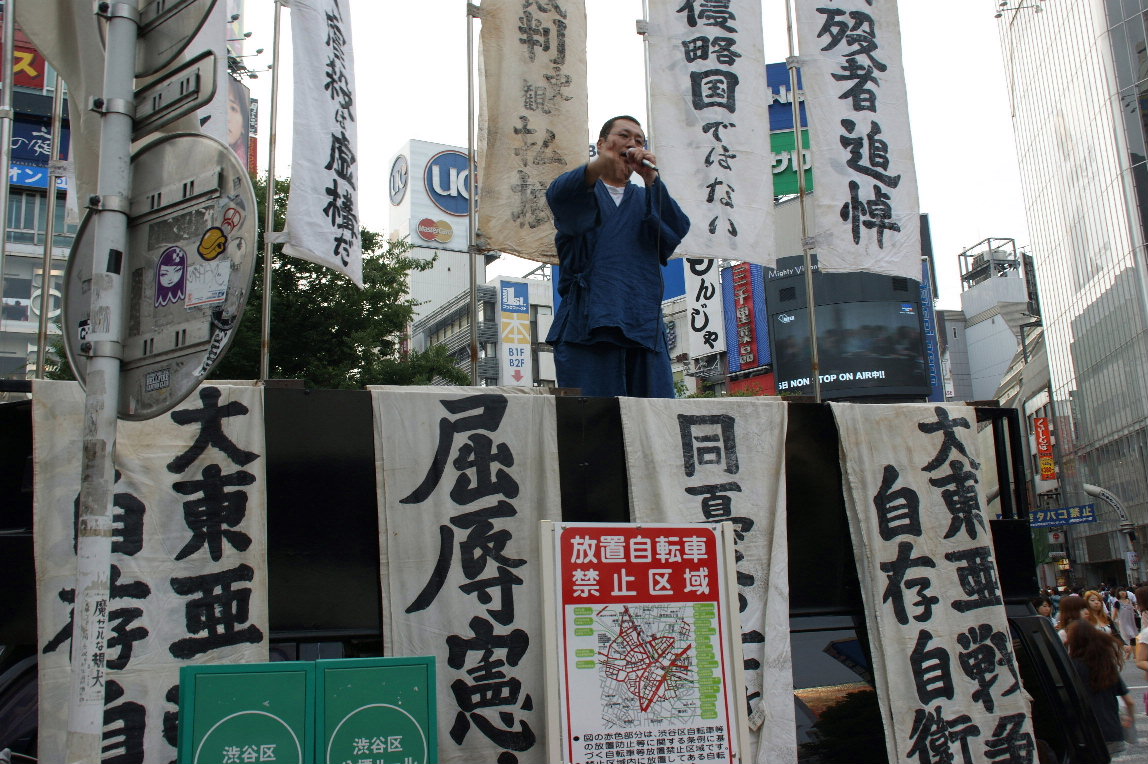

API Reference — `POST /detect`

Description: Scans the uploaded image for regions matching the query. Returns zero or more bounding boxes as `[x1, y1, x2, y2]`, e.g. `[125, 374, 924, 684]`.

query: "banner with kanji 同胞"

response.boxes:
[34, 381, 268, 764]
[832, 402, 1035, 764]
[620, 397, 794, 764]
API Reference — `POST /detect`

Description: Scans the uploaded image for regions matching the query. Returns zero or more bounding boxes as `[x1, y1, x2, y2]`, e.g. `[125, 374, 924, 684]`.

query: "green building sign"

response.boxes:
[771, 129, 814, 196]
[179, 657, 436, 764]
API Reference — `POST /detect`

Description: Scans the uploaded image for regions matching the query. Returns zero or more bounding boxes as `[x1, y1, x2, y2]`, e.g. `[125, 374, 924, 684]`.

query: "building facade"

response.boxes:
[999, 0, 1148, 584]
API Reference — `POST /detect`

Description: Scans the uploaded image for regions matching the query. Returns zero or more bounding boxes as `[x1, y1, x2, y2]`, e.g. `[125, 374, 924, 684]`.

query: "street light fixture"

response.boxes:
[996, 0, 1045, 18]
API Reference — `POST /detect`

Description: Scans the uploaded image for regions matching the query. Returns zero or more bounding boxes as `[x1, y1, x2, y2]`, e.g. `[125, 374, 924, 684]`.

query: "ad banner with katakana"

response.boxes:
[34, 381, 269, 764]
[797, 0, 922, 280]
[373, 389, 562, 764]
[647, 0, 776, 263]
[832, 403, 1035, 764]
[549, 522, 744, 764]
[620, 397, 794, 764]
[477, 0, 588, 264]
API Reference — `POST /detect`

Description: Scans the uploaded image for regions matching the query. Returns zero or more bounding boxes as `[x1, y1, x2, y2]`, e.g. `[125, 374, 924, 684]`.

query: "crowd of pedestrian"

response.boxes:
[1031, 583, 1147, 756]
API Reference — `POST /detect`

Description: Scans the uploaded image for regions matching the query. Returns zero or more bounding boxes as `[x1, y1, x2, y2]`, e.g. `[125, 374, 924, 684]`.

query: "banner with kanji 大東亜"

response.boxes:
[549, 522, 745, 764]
[832, 403, 1035, 764]
[647, 0, 775, 263]
[478, 0, 588, 263]
[620, 397, 794, 764]
[373, 390, 562, 764]
[34, 381, 269, 764]
[796, 0, 922, 279]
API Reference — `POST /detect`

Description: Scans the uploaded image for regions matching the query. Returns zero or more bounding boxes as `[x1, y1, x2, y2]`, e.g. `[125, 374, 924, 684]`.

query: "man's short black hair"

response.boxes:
[598, 115, 643, 142]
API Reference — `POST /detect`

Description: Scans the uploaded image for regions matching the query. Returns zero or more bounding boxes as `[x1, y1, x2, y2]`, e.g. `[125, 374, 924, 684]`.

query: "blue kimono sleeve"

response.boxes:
[547, 165, 598, 236]
[642, 177, 691, 264]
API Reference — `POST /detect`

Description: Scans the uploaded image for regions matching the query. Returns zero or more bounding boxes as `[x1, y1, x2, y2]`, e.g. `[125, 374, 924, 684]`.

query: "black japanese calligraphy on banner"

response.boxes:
[33, 381, 269, 764]
[478, 0, 588, 264]
[832, 403, 1035, 764]
[374, 390, 562, 764]
[685, 257, 727, 359]
[796, 0, 922, 280]
[284, 0, 363, 285]
[648, 1, 775, 262]
[620, 398, 795, 764]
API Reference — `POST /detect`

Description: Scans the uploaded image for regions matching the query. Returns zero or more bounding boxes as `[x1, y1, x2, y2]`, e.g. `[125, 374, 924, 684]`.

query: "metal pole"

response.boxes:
[785, 0, 821, 402]
[35, 79, 64, 377]
[466, 2, 479, 384]
[259, 0, 284, 382]
[65, 1, 138, 761]
[0, 1, 15, 335]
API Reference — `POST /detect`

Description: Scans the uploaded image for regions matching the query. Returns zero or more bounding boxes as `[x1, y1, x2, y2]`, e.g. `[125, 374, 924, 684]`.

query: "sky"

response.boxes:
[237, 0, 1027, 310]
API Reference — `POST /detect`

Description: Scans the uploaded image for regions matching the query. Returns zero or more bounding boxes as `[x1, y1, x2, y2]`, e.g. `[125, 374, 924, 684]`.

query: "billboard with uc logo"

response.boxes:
[423, 150, 472, 216]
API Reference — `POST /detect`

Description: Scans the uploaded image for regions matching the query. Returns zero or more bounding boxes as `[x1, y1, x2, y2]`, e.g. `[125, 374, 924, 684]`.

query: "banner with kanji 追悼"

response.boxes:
[620, 397, 795, 764]
[284, 0, 363, 285]
[477, 0, 588, 264]
[832, 402, 1035, 764]
[34, 380, 269, 764]
[646, 0, 775, 262]
[373, 389, 562, 764]
[796, 0, 922, 279]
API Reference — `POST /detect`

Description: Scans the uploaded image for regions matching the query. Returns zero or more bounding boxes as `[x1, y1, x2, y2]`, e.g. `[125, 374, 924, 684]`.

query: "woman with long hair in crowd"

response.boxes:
[1082, 589, 1115, 635]
[1056, 594, 1087, 643]
[1065, 620, 1135, 754]
[1113, 589, 1139, 658]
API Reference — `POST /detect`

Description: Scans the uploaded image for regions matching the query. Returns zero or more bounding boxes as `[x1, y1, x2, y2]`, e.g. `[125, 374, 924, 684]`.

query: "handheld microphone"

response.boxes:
[626, 148, 659, 172]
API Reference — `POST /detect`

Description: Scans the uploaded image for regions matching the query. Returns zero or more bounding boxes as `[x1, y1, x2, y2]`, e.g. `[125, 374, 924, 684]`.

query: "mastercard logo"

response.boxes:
[416, 218, 453, 243]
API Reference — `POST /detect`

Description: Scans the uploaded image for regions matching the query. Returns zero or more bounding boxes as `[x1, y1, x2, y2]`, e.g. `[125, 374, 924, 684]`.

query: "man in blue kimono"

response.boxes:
[545, 115, 691, 398]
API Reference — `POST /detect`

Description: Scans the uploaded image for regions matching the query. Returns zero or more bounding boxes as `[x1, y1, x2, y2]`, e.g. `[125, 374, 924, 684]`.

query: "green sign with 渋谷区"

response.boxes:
[317, 657, 436, 764]
[178, 662, 315, 764]
[178, 657, 436, 764]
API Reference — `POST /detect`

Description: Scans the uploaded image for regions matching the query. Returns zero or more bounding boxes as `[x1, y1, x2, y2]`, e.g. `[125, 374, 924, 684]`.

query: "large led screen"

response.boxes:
[772, 300, 929, 396]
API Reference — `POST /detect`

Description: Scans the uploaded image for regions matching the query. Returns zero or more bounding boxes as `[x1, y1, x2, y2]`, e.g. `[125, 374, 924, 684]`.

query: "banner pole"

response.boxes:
[0, 1, 14, 336]
[466, 2, 480, 384]
[260, 0, 284, 382]
[65, 0, 138, 760]
[35, 78, 64, 377]
[786, 0, 822, 402]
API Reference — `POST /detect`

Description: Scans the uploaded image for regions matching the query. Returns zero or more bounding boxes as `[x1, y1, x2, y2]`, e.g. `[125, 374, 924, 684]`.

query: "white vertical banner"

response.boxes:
[34, 381, 269, 764]
[478, 0, 588, 264]
[374, 390, 562, 764]
[647, 1, 775, 262]
[797, 0, 922, 279]
[684, 257, 726, 359]
[832, 403, 1035, 764]
[499, 280, 533, 386]
[620, 398, 795, 764]
[284, 0, 363, 286]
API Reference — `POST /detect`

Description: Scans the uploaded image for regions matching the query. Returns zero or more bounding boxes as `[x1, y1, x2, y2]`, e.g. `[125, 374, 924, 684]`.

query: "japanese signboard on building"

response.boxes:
[478, 0, 587, 264]
[648, 0, 775, 262]
[721, 262, 770, 373]
[500, 279, 533, 386]
[797, 0, 922, 280]
[374, 390, 561, 764]
[832, 403, 1035, 764]
[283, 0, 362, 285]
[618, 397, 792, 764]
[1033, 417, 1056, 481]
[34, 381, 269, 764]
[1028, 504, 1097, 528]
[547, 522, 746, 764]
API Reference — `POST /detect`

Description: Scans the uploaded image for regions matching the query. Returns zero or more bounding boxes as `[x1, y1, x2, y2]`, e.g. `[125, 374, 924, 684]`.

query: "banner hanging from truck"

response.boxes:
[619, 397, 795, 764]
[33, 381, 269, 764]
[832, 402, 1035, 764]
[373, 389, 562, 764]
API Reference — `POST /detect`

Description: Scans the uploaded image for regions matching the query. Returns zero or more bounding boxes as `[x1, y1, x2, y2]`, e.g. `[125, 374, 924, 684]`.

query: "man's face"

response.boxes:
[598, 119, 646, 156]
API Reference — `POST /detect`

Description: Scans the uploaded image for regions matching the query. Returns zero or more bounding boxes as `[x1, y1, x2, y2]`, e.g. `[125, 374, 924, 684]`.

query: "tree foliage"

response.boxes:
[209, 177, 468, 387]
